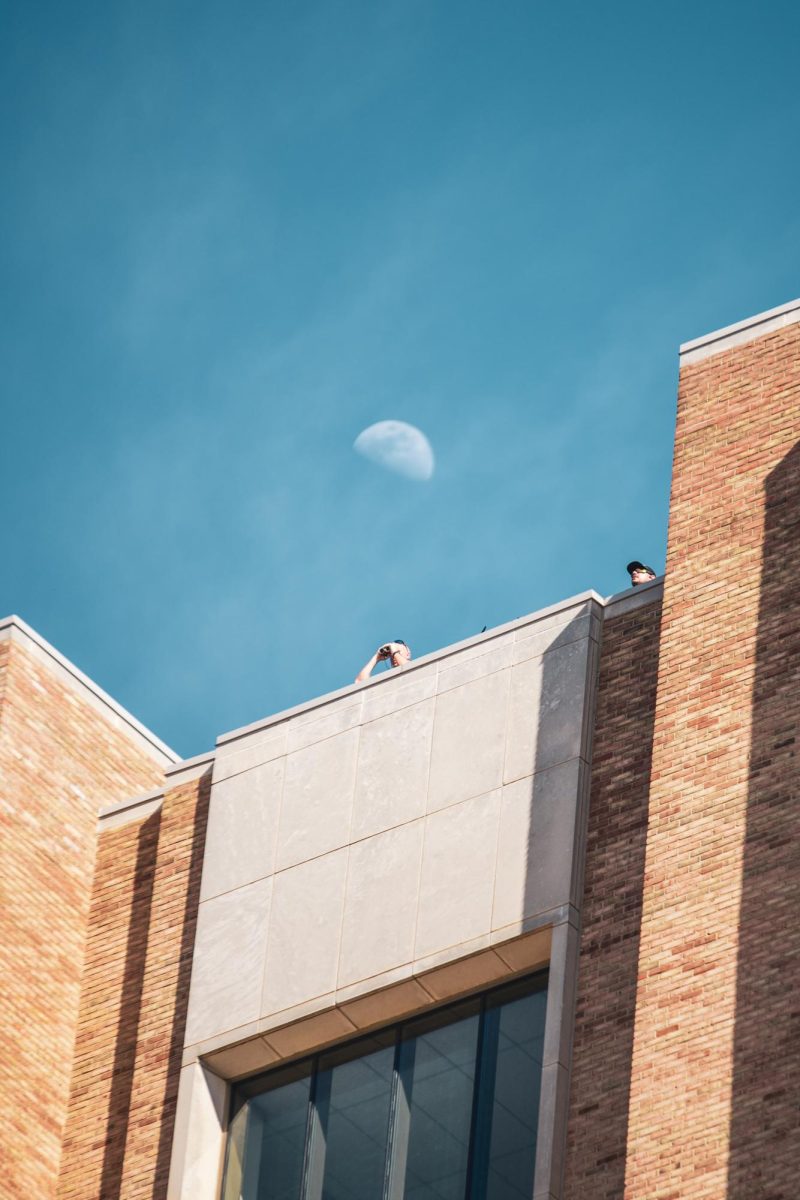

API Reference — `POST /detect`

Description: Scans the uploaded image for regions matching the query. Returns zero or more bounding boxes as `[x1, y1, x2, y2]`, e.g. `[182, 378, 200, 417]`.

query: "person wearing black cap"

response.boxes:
[627, 561, 657, 586]
[355, 640, 411, 683]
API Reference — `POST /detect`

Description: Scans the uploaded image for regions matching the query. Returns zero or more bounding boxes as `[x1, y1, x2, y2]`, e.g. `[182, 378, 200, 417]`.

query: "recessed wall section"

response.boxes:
[184, 594, 601, 1061]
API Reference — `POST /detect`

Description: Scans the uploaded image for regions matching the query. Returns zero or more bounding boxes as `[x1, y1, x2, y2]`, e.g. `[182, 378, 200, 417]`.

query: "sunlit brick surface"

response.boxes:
[563, 598, 662, 1199]
[624, 324, 800, 1199]
[0, 639, 166, 1200]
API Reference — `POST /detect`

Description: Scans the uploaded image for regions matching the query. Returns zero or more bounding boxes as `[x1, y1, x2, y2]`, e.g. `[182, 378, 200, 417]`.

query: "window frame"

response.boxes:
[221, 968, 549, 1200]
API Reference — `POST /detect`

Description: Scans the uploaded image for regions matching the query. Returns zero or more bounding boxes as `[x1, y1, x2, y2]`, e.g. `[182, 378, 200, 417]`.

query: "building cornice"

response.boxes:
[680, 297, 800, 365]
[0, 614, 179, 768]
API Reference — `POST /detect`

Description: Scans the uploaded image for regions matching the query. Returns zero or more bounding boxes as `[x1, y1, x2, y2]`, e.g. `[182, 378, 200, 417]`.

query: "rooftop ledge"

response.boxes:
[95, 576, 663, 827]
[0, 614, 179, 767]
[680, 297, 800, 365]
[217, 577, 664, 749]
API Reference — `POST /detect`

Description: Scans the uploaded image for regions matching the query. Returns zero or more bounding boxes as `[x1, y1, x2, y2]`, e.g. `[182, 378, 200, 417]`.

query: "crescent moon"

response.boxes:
[353, 420, 435, 482]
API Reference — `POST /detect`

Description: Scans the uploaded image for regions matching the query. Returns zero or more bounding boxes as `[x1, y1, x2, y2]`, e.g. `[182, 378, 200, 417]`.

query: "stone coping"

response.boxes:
[98, 753, 216, 828]
[217, 581, 664, 749]
[680, 297, 800, 365]
[95, 580, 664, 823]
[217, 588, 607, 749]
[0, 613, 178, 766]
[603, 575, 663, 617]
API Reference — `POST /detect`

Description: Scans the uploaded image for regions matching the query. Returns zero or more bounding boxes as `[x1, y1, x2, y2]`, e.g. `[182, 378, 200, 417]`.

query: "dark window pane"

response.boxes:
[483, 989, 547, 1200]
[237, 1070, 311, 1200]
[318, 1042, 395, 1200]
[402, 1011, 480, 1200]
[225, 972, 549, 1200]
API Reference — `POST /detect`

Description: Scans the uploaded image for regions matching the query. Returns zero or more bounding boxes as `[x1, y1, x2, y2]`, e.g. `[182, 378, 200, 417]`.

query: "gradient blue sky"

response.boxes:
[2, 1, 799, 757]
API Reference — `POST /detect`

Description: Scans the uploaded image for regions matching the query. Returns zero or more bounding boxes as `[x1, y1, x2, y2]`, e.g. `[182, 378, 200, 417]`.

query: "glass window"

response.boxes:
[318, 1036, 395, 1200]
[222, 971, 547, 1200]
[401, 1003, 480, 1200]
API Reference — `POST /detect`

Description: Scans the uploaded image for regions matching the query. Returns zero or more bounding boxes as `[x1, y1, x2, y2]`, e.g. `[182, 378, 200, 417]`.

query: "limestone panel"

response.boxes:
[427, 670, 510, 812]
[436, 635, 514, 693]
[200, 759, 284, 901]
[275, 728, 358, 871]
[360, 665, 437, 723]
[414, 790, 501, 961]
[492, 760, 584, 932]
[184, 877, 273, 1047]
[504, 637, 594, 785]
[513, 610, 596, 664]
[503, 656, 543, 785]
[285, 699, 363, 755]
[261, 849, 348, 1019]
[213, 728, 287, 783]
[350, 699, 433, 841]
[338, 820, 424, 989]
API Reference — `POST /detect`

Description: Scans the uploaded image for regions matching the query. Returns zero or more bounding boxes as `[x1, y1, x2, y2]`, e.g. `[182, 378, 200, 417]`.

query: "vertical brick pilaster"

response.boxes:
[624, 323, 800, 1198]
[56, 771, 210, 1200]
[564, 594, 661, 1199]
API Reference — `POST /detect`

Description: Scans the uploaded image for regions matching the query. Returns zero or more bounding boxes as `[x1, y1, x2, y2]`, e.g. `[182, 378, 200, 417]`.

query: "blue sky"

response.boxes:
[2, 0, 799, 757]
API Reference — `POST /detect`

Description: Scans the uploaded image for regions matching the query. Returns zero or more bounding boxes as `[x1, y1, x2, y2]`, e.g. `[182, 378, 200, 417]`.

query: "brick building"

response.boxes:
[2, 298, 798, 1200]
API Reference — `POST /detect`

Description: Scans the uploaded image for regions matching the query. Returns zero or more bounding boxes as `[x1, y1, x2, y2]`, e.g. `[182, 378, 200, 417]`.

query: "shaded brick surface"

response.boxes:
[56, 771, 210, 1200]
[563, 597, 661, 1199]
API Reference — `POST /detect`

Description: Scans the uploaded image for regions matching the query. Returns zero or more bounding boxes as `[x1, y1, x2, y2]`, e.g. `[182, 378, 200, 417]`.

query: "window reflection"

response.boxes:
[222, 972, 548, 1200]
[402, 1008, 479, 1200]
[319, 1039, 394, 1200]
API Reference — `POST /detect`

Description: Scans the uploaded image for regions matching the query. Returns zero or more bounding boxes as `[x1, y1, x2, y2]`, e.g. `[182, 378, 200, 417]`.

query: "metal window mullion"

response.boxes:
[466, 999, 500, 1200]
[385, 1033, 414, 1200]
[301, 1059, 328, 1200]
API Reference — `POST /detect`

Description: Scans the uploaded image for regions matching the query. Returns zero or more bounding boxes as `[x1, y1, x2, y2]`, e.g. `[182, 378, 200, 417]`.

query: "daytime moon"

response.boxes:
[353, 420, 435, 482]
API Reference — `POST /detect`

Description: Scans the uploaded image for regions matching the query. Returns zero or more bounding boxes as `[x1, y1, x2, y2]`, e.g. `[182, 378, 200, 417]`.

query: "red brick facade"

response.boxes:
[3, 308, 799, 1200]
[0, 634, 168, 1200]
[56, 771, 210, 1200]
[624, 323, 800, 1199]
[564, 594, 662, 1199]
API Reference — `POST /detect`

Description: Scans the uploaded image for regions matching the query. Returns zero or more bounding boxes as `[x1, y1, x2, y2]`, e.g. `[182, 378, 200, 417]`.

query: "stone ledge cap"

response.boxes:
[0, 613, 179, 766]
[217, 588, 606, 748]
[680, 297, 800, 364]
[604, 576, 664, 618]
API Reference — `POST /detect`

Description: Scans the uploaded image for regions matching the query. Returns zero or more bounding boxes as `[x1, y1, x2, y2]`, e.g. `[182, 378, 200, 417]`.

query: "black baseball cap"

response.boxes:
[626, 561, 655, 576]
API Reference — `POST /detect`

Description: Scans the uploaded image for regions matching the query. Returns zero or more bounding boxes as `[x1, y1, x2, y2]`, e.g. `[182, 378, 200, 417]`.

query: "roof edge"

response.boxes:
[680, 298, 800, 365]
[0, 614, 179, 767]
[217, 588, 606, 748]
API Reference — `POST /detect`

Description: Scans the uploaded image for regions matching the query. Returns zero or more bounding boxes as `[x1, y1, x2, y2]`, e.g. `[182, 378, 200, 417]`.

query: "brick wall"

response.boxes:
[623, 323, 800, 1198]
[563, 593, 662, 1199]
[57, 769, 211, 1200]
[0, 636, 168, 1200]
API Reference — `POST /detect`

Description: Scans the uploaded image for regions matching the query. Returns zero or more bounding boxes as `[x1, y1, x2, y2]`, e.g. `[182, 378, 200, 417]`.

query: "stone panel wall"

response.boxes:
[184, 596, 601, 1066]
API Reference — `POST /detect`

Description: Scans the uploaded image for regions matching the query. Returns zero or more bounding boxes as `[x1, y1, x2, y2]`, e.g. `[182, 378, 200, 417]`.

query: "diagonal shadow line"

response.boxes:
[727, 439, 800, 1198]
[153, 770, 212, 1197]
[559, 599, 661, 1200]
[100, 809, 162, 1200]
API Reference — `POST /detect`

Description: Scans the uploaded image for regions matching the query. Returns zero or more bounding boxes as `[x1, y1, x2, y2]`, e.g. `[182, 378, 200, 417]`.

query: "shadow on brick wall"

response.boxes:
[728, 441, 800, 1198]
[98, 771, 211, 1200]
[561, 602, 661, 1200]
[154, 770, 211, 1198]
[100, 810, 161, 1200]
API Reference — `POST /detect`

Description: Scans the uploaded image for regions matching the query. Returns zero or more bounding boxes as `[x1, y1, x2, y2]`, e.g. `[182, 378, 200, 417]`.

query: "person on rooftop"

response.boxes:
[355, 640, 411, 683]
[627, 560, 657, 586]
